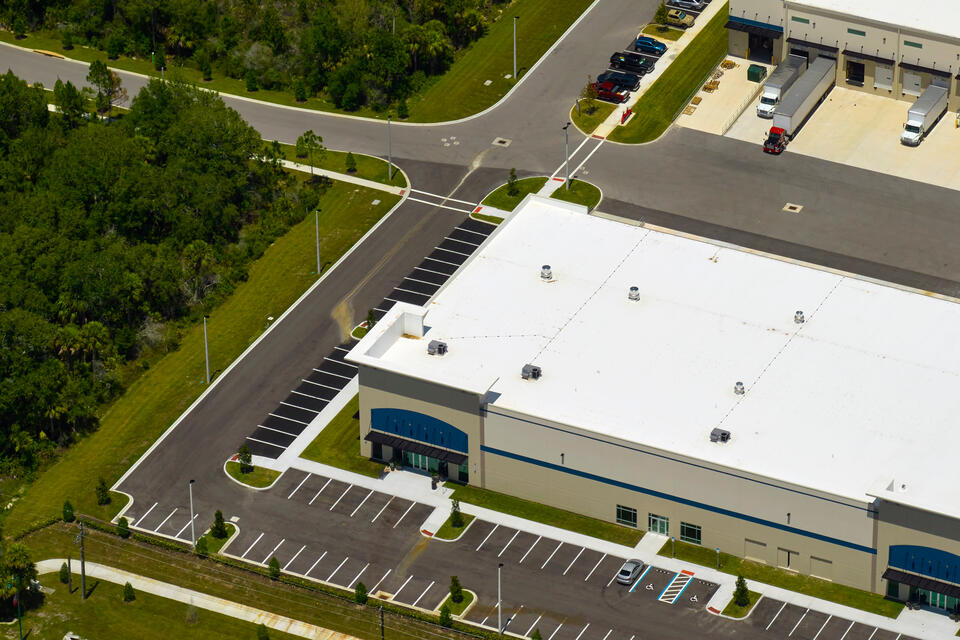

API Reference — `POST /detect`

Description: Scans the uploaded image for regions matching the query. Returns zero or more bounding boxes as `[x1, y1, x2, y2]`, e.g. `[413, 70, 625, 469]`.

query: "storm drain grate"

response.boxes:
[493, 137, 512, 147]
[783, 203, 804, 213]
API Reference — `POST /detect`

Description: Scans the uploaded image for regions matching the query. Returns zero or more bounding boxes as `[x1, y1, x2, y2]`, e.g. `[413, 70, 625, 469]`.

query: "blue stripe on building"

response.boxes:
[371, 408, 468, 453]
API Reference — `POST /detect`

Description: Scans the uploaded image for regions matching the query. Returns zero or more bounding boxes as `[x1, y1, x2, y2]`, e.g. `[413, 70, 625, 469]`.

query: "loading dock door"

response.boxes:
[846, 60, 865, 86]
[874, 65, 893, 90]
[903, 71, 922, 96]
[745, 539, 767, 563]
[932, 76, 950, 89]
[790, 48, 809, 62]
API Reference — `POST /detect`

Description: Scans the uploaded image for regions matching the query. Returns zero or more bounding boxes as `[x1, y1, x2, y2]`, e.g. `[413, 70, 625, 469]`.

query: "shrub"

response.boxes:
[238, 445, 253, 473]
[59, 562, 69, 584]
[341, 83, 363, 110]
[123, 581, 135, 602]
[117, 517, 130, 538]
[245, 69, 259, 92]
[355, 581, 368, 604]
[62, 500, 75, 523]
[397, 100, 409, 119]
[195, 536, 209, 557]
[506, 168, 519, 196]
[200, 55, 213, 81]
[439, 604, 452, 627]
[366, 309, 376, 329]
[106, 35, 124, 59]
[211, 510, 228, 538]
[96, 477, 111, 505]
[531, 630, 543, 640]
[450, 500, 464, 528]
[293, 78, 307, 102]
[345, 152, 357, 174]
[449, 575, 463, 603]
[734, 574, 750, 607]
[257, 623, 270, 640]
[61, 29, 74, 50]
[295, 135, 308, 158]
[153, 49, 165, 71]
[268, 556, 280, 580]
[13, 15, 27, 39]
[655, 2, 669, 25]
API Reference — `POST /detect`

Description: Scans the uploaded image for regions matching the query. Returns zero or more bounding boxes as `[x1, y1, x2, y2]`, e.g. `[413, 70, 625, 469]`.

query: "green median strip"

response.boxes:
[609, 3, 729, 144]
[481, 177, 548, 212]
[661, 539, 904, 618]
[435, 513, 477, 540]
[225, 462, 281, 488]
[201, 523, 237, 555]
[299, 396, 384, 479]
[449, 484, 643, 547]
[571, 101, 616, 135]
[472, 213, 504, 225]
[440, 590, 475, 617]
[550, 179, 602, 211]
[641, 24, 685, 41]
[722, 590, 761, 618]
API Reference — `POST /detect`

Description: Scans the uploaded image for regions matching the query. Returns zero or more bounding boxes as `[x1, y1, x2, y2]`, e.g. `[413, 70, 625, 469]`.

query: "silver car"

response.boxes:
[616, 559, 645, 585]
[668, 0, 706, 10]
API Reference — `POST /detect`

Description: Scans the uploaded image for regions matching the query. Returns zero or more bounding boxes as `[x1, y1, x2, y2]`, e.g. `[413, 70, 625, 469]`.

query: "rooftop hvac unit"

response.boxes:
[710, 428, 731, 443]
[733, 381, 745, 395]
[628, 286, 640, 301]
[794, 310, 805, 324]
[521, 364, 542, 380]
[541, 265, 552, 280]
[427, 340, 448, 356]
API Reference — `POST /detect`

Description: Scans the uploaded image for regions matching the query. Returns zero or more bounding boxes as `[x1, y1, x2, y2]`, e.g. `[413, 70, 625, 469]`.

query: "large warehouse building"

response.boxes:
[347, 197, 960, 607]
[726, 0, 960, 111]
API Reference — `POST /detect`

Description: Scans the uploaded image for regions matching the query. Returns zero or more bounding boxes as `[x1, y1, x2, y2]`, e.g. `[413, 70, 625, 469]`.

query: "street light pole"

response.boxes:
[189, 479, 196, 546]
[315, 209, 321, 275]
[563, 122, 571, 190]
[513, 16, 519, 81]
[497, 562, 504, 634]
[203, 315, 210, 384]
[387, 116, 392, 181]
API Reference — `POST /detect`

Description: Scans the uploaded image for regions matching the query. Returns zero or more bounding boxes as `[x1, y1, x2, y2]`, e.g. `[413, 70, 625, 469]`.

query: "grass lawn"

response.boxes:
[551, 179, 602, 210]
[407, 0, 595, 121]
[2, 184, 399, 538]
[661, 540, 904, 617]
[299, 396, 383, 478]
[352, 326, 369, 339]
[19, 523, 469, 640]
[439, 590, 475, 617]
[609, 3, 729, 144]
[481, 177, 548, 211]
[225, 462, 280, 488]
[434, 513, 476, 540]
[276, 143, 406, 188]
[721, 590, 761, 618]
[450, 485, 643, 547]
[641, 24, 685, 41]
[472, 213, 503, 225]
[571, 100, 616, 135]
[200, 523, 236, 555]
[11, 573, 303, 640]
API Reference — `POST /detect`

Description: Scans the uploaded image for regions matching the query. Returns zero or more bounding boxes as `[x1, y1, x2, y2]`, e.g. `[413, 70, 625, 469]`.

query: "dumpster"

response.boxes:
[747, 64, 767, 83]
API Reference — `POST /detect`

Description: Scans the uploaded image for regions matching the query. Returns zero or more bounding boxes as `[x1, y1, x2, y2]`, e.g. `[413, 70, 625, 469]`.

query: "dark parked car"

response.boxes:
[667, 0, 706, 10]
[598, 70, 641, 91]
[609, 52, 654, 75]
[592, 81, 630, 103]
[633, 35, 667, 56]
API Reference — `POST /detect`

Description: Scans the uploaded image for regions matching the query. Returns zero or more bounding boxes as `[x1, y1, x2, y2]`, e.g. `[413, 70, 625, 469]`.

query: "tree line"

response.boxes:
[2, 0, 514, 112]
[0, 70, 319, 473]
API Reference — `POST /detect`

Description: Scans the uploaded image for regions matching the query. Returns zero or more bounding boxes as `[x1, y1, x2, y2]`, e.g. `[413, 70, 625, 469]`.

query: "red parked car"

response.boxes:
[592, 81, 630, 104]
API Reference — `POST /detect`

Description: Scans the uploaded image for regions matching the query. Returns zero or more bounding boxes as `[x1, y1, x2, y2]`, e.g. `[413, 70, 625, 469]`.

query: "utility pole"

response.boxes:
[74, 521, 87, 600]
[315, 210, 321, 275]
[203, 315, 210, 384]
[68, 555, 72, 594]
[387, 116, 393, 181]
[379, 605, 385, 640]
[513, 16, 520, 80]
[497, 562, 504, 635]
[7, 577, 22, 640]
[392, 3, 396, 35]
[563, 122, 572, 190]
[189, 479, 197, 546]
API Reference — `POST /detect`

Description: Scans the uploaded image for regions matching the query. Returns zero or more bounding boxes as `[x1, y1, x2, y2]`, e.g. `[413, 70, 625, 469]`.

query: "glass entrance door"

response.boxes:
[404, 451, 429, 471]
[648, 514, 669, 535]
[915, 588, 959, 611]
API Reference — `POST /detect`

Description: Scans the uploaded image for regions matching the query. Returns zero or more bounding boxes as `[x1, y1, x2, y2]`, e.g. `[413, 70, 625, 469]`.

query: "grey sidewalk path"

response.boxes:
[35, 559, 359, 639]
[279, 159, 405, 195]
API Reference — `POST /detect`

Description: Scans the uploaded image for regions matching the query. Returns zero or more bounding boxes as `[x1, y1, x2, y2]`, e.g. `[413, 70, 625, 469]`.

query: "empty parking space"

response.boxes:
[418, 258, 458, 275]
[304, 370, 349, 391]
[542, 543, 584, 574]
[299, 379, 340, 399]
[316, 358, 357, 379]
[458, 218, 495, 235]
[447, 228, 485, 245]
[428, 248, 467, 265]
[814, 617, 858, 640]
[438, 238, 477, 255]
[326, 556, 370, 587]
[632, 566, 674, 600]
[409, 267, 449, 285]
[475, 524, 515, 553]
[496, 530, 539, 564]
[330, 485, 370, 515]
[304, 478, 350, 509]
[750, 597, 786, 628]
[790, 609, 830, 639]
[283, 392, 328, 412]
[459, 519, 497, 548]
[398, 278, 439, 296]
[584, 554, 623, 586]
[870, 631, 899, 640]
[368, 495, 412, 525]
[767, 604, 808, 635]
[392, 575, 437, 607]
[272, 403, 317, 424]
[388, 288, 431, 305]
[244, 438, 286, 458]
[393, 501, 432, 530]
[675, 577, 718, 609]
[284, 547, 324, 576]
[249, 426, 297, 448]
[354, 491, 392, 519]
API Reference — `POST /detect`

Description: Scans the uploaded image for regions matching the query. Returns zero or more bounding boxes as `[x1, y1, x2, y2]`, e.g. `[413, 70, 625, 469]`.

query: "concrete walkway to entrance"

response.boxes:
[34, 559, 360, 639]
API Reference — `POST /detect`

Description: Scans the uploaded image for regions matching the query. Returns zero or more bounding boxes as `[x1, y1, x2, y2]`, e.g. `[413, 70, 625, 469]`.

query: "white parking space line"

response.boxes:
[584, 553, 606, 581]
[327, 556, 349, 582]
[893, 635, 901, 640]
[547, 623, 564, 640]
[371, 569, 392, 594]
[241, 532, 265, 559]
[789, 609, 809, 636]
[520, 536, 541, 564]
[550, 136, 593, 179]
[393, 502, 417, 528]
[839, 621, 855, 640]
[525, 616, 543, 637]
[309, 478, 332, 505]
[766, 602, 788, 631]
[287, 473, 311, 499]
[351, 490, 375, 517]
[348, 563, 370, 589]
[330, 484, 353, 511]
[498, 531, 520, 557]
[371, 496, 394, 522]
[262, 538, 286, 564]
[393, 575, 414, 600]
[256, 424, 299, 437]
[153, 508, 177, 532]
[629, 565, 651, 593]
[606, 568, 620, 588]
[175, 513, 198, 539]
[866, 628, 879, 640]
[411, 581, 435, 608]
[563, 547, 585, 575]
[541, 542, 563, 569]
[268, 412, 309, 425]
[477, 524, 500, 551]
[813, 616, 832, 640]
[283, 545, 307, 571]
[574, 623, 591, 640]
[601, 630, 613, 640]
[134, 502, 158, 527]
[305, 551, 327, 577]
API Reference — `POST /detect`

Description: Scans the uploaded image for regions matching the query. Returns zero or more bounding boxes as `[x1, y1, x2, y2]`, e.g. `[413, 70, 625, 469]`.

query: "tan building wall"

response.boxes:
[874, 501, 960, 595]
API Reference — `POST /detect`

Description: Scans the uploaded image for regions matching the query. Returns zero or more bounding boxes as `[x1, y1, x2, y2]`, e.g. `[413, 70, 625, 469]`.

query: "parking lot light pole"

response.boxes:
[387, 116, 392, 181]
[203, 315, 210, 384]
[671, 536, 676, 558]
[498, 562, 504, 635]
[716, 547, 721, 569]
[563, 122, 571, 190]
[315, 209, 321, 275]
[513, 16, 519, 80]
[189, 479, 196, 547]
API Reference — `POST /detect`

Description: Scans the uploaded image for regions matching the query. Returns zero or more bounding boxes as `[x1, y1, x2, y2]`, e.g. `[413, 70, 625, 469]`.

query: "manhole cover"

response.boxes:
[783, 203, 803, 213]
[493, 138, 512, 147]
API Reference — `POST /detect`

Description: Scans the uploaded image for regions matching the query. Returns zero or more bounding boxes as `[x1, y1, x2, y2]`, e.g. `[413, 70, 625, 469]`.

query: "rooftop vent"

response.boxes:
[628, 286, 640, 301]
[521, 364, 542, 380]
[540, 265, 552, 280]
[427, 340, 448, 356]
[794, 310, 805, 324]
[734, 381, 745, 395]
[710, 428, 731, 443]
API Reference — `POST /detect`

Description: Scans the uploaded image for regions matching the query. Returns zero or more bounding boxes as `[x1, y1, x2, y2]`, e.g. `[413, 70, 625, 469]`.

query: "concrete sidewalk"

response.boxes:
[36, 559, 359, 640]
[280, 159, 405, 196]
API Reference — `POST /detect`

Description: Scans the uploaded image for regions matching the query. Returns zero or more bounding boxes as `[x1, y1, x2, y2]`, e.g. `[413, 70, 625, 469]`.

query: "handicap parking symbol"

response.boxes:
[690, 595, 698, 602]
[646, 584, 655, 590]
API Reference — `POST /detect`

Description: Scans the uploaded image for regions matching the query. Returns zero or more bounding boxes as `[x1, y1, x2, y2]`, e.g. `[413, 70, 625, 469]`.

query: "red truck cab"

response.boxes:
[763, 126, 787, 154]
[592, 81, 630, 104]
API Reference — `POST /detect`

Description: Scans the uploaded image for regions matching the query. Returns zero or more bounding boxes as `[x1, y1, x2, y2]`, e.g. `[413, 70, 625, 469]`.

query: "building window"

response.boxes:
[791, 16, 810, 24]
[458, 461, 469, 483]
[847, 28, 866, 37]
[680, 522, 702, 545]
[904, 40, 923, 49]
[648, 513, 669, 535]
[616, 505, 638, 527]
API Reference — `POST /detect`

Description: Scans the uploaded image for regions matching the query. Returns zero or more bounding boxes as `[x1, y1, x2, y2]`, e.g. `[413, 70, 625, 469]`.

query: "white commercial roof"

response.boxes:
[351, 196, 960, 518]
[793, 0, 960, 42]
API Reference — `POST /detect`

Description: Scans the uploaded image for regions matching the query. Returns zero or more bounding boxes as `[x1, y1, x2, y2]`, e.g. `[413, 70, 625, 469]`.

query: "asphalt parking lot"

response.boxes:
[747, 597, 920, 640]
